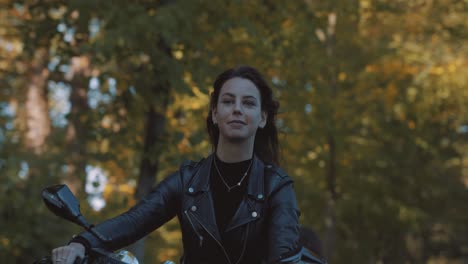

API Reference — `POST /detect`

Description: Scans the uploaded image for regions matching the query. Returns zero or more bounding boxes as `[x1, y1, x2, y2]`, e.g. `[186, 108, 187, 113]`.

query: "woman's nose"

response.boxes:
[233, 100, 243, 114]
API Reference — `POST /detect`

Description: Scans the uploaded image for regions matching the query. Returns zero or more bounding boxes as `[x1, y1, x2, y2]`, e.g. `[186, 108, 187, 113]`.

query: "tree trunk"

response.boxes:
[135, 106, 166, 200]
[321, 12, 338, 261]
[64, 56, 91, 194]
[24, 48, 51, 154]
[125, 12, 174, 259]
[126, 105, 167, 262]
[324, 134, 337, 260]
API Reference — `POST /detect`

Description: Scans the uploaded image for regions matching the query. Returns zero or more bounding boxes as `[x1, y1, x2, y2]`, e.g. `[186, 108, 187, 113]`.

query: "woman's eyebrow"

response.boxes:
[221, 93, 258, 100]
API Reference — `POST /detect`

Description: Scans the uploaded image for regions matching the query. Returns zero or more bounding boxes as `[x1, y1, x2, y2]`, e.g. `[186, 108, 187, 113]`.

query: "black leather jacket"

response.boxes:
[75, 154, 302, 263]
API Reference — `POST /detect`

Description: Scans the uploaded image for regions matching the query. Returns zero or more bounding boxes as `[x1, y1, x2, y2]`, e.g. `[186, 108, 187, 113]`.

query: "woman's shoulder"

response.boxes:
[263, 163, 289, 179]
[179, 156, 207, 170]
[262, 162, 294, 195]
[176, 155, 211, 181]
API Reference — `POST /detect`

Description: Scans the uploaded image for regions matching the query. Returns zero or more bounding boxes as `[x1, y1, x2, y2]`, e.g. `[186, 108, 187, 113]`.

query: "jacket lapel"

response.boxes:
[185, 154, 222, 241]
[224, 155, 265, 232]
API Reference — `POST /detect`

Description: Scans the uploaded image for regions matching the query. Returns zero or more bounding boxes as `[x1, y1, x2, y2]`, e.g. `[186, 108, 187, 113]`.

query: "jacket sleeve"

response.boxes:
[266, 178, 302, 263]
[71, 170, 182, 252]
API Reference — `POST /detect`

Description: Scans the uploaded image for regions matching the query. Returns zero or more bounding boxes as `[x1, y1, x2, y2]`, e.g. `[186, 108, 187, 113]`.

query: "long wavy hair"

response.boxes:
[206, 66, 280, 165]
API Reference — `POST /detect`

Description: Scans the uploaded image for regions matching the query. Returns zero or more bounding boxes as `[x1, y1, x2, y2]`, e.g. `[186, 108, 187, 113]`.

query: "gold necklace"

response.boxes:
[213, 158, 253, 192]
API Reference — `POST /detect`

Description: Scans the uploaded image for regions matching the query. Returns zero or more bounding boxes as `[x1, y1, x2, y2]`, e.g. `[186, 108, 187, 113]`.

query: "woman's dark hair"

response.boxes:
[206, 66, 280, 165]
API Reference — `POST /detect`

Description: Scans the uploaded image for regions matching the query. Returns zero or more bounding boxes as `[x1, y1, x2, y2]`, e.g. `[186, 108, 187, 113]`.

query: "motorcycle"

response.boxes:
[33, 184, 149, 264]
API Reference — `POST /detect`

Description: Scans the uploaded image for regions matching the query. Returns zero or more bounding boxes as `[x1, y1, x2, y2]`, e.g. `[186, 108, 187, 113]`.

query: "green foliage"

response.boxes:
[0, 0, 467, 263]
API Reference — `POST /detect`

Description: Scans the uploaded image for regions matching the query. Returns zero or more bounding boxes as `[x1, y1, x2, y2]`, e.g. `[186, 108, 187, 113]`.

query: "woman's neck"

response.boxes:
[216, 137, 254, 162]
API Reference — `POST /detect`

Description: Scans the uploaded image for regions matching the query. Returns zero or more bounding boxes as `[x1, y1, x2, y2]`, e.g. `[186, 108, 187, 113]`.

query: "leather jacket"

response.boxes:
[74, 154, 302, 264]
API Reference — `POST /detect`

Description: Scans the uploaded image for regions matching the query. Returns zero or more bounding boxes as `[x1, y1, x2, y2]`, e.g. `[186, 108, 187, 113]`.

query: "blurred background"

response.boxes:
[0, 0, 467, 263]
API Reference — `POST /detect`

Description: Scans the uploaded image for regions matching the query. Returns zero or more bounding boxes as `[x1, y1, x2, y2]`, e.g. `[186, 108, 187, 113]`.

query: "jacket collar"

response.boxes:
[187, 153, 265, 198]
[185, 154, 212, 194]
[247, 154, 265, 200]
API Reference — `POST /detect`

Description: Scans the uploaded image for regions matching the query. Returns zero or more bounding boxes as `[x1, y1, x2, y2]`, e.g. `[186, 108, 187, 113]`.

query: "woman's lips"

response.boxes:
[228, 121, 246, 128]
[228, 120, 246, 124]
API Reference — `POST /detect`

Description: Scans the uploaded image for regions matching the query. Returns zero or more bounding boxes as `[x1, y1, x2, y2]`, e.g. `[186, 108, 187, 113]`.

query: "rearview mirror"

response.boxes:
[41, 184, 90, 229]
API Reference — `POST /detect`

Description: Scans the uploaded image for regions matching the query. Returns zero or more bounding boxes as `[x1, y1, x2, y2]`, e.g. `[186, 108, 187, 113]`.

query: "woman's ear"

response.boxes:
[259, 111, 267, 128]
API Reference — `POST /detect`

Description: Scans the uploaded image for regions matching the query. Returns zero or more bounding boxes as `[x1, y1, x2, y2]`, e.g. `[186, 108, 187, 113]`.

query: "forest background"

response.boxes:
[0, 0, 467, 263]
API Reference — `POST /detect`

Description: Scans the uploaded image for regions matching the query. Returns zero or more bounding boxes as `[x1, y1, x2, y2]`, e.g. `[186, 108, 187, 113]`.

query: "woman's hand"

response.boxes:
[52, 242, 85, 264]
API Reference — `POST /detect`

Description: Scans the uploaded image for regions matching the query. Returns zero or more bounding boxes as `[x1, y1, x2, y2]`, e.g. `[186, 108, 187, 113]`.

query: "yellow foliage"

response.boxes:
[294, 168, 304, 177]
[103, 182, 135, 202]
[430, 66, 445, 75]
[338, 72, 347, 81]
[0, 38, 23, 56]
[365, 64, 377, 73]
[191, 86, 209, 103]
[0, 60, 8, 70]
[158, 225, 182, 242]
[118, 183, 134, 195]
[415, 137, 430, 150]
[390, 34, 402, 48]
[177, 137, 191, 153]
[147, 9, 156, 16]
[281, 18, 293, 29]
[112, 123, 120, 132]
[407, 87, 418, 102]
[448, 64, 457, 73]
[158, 248, 180, 262]
[307, 151, 317, 160]
[183, 71, 193, 84]
[103, 184, 113, 198]
[100, 139, 109, 153]
[341, 158, 350, 166]
[463, 174, 468, 189]
[360, 0, 371, 9]
[385, 83, 398, 107]
[436, 87, 450, 99]
[188, 99, 203, 109]
[178, 72, 210, 112]
[173, 50, 183, 60]
[228, 27, 249, 42]
[393, 103, 406, 121]
[101, 115, 112, 129]
[1, 236, 10, 247]
[318, 160, 326, 168]
[210, 56, 220, 65]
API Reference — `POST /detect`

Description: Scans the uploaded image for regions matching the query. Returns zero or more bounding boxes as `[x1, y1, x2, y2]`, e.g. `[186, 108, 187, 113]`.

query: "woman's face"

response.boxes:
[212, 77, 267, 143]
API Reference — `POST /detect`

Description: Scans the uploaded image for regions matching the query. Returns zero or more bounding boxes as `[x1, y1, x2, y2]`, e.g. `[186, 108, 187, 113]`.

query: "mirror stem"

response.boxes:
[77, 214, 112, 243]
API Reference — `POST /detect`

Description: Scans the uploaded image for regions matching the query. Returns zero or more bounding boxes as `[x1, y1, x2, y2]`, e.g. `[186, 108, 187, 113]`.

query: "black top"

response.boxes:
[210, 155, 252, 262]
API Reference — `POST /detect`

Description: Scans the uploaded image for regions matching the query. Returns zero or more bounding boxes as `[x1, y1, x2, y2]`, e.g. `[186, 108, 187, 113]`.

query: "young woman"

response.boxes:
[52, 66, 305, 264]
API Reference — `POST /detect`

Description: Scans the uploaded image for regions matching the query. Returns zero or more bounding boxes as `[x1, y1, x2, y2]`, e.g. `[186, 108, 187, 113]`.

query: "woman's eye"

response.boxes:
[244, 101, 256, 106]
[222, 100, 234, 104]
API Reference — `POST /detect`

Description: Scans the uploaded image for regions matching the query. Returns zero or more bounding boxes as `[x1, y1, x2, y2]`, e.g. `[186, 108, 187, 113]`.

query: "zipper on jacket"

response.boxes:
[233, 222, 249, 264]
[184, 210, 204, 248]
[188, 210, 232, 264]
